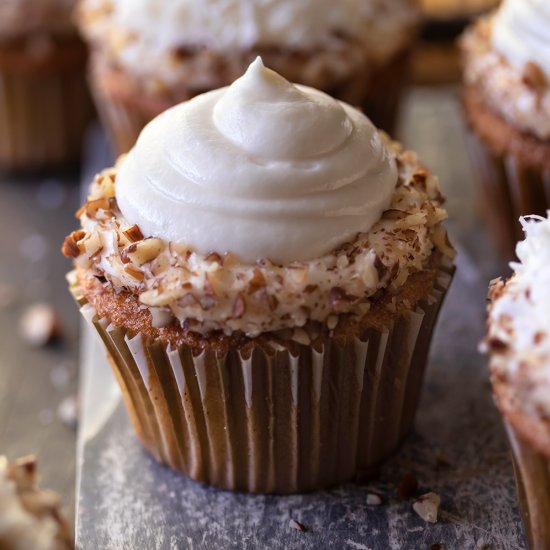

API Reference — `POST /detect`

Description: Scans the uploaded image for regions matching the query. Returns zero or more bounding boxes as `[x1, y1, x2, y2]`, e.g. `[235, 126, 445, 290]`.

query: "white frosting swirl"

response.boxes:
[492, 0, 550, 81]
[116, 58, 397, 264]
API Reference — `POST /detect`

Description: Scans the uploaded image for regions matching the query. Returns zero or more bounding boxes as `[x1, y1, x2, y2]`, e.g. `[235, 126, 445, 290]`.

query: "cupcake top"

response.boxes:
[116, 58, 397, 265]
[0, 455, 72, 550]
[462, 0, 550, 140]
[484, 214, 550, 427]
[0, 0, 76, 39]
[64, 59, 452, 338]
[78, 0, 418, 88]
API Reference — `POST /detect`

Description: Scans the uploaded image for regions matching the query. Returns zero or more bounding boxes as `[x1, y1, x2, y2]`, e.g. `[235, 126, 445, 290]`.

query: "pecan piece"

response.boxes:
[61, 230, 86, 258]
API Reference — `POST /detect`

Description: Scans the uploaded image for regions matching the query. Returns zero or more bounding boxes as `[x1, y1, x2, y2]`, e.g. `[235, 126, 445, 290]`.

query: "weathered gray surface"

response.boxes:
[0, 170, 81, 522]
[76, 87, 526, 549]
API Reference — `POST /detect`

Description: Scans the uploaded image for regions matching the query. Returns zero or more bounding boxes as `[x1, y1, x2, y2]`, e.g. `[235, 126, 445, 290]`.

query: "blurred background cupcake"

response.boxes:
[414, 0, 499, 85]
[483, 214, 550, 550]
[77, 0, 420, 154]
[461, 0, 550, 259]
[0, 0, 94, 173]
[63, 59, 454, 493]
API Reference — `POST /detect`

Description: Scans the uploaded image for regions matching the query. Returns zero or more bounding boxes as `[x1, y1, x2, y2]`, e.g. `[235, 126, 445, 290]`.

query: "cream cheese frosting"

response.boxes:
[0, 0, 76, 39]
[462, 9, 550, 140]
[485, 213, 550, 419]
[116, 58, 397, 265]
[79, 0, 418, 88]
[492, 0, 550, 83]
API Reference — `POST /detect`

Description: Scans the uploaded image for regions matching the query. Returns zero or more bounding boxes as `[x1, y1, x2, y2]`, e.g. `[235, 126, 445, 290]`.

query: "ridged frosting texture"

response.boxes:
[487, 214, 550, 418]
[492, 0, 550, 82]
[116, 58, 397, 264]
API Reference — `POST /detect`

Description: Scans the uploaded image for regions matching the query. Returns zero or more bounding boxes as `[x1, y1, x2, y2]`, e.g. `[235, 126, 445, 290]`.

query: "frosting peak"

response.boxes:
[213, 58, 352, 160]
[116, 59, 397, 264]
[492, 0, 550, 81]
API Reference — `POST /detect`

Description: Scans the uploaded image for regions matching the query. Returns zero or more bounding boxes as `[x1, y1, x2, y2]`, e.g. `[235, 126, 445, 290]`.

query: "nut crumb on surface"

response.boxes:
[289, 518, 308, 532]
[366, 493, 382, 506]
[19, 303, 62, 347]
[412, 492, 441, 523]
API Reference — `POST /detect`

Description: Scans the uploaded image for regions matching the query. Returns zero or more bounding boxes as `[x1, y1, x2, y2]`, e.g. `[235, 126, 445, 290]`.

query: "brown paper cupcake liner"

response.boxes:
[0, 43, 94, 172]
[464, 126, 550, 260]
[71, 260, 453, 494]
[505, 421, 550, 550]
[90, 48, 412, 156]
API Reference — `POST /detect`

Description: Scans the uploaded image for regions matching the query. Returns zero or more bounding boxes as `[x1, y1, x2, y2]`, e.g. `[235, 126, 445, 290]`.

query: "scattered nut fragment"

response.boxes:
[289, 518, 308, 532]
[57, 395, 79, 429]
[431, 544, 443, 550]
[85, 197, 111, 218]
[232, 293, 246, 318]
[395, 472, 418, 500]
[2, 455, 74, 548]
[19, 303, 62, 347]
[523, 60, 547, 91]
[366, 493, 382, 506]
[0, 283, 17, 309]
[412, 492, 441, 524]
[61, 230, 85, 258]
[124, 264, 145, 281]
[122, 224, 144, 243]
[126, 238, 164, 266]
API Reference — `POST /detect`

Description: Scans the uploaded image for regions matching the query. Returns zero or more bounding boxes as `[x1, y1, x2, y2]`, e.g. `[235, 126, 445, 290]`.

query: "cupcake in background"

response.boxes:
[77, 0, 419, 154]
[0, 455, 73, 549]
[63, 59, 454, 493]
[414, 0, 499, 85]
[482, 214, 550, 550]
[461, 0, 550, 259]
[0, 0, 94, 172]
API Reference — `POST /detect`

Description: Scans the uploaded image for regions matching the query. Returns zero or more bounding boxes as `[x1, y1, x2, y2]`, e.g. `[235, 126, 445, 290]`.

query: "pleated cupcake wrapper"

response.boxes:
[71, 260, 453, 493]
[464, 128, 550, 260]
[0, 60, 94, 171]
[505, 422, 550, 550]
[90, 48, 412, 156]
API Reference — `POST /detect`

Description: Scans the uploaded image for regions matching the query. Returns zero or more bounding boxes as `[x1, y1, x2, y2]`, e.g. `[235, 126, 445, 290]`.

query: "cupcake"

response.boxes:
[461, 0, 550, 259]
[77, 0, 419, 154]
[483, 214, 550, 549]
[63, 59, 454, 493]
[0, 0, 94, 172]
[0, 455, 73, 549]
